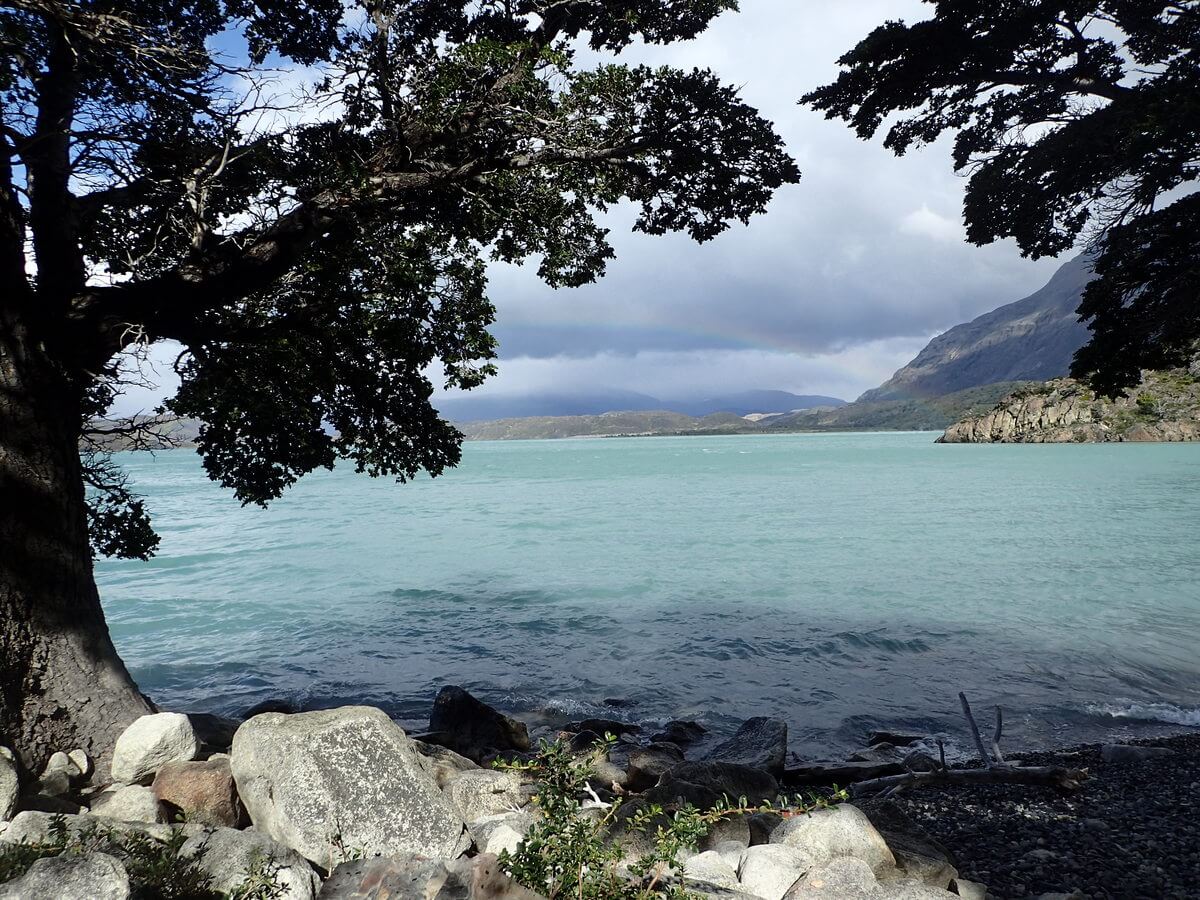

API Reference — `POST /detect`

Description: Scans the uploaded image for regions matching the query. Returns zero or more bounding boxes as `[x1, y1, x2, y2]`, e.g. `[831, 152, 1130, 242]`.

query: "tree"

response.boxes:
[803, 1, 1200, 395]
[0, 0, 798, 774]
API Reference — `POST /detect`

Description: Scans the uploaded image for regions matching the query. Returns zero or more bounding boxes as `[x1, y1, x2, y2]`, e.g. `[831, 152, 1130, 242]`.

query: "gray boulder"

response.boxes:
[0, 852, 130, 900]
[784, 857, 956, 899]
[626, 743, 686, 793]
[684, 850, 741, 890]
[445, 769, 527, 824]
[706, 718, 788, 775]
[178, 825, 321, 900]
[317, 852, 541, 900]
[0, 747, 16, 821]
[231, 705, 467, 866]
[737, 844, 811, 900]
[110, 713, 199, 784]
[90, 785, 166, 823]
[1100, 744, 1175, 764]
[469, 812, 535, 857]
[426, 687, 530, 764]
[770, 805, 895, 877]
[33, 770, 69, 797]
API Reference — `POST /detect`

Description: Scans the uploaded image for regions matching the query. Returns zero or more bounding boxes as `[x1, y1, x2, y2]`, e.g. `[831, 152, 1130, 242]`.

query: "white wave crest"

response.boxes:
[1085, 701, 1200, 727]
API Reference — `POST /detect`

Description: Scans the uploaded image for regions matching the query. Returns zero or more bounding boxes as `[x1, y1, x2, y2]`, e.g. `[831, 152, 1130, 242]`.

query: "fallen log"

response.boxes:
[848, 763, 1089, 798]
[848, 692, 1089, 797]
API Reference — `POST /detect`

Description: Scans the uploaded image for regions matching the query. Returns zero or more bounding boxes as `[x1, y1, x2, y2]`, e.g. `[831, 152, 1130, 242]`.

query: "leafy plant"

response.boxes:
[0, 816, 285, 900]
[496, 737, 846, 900]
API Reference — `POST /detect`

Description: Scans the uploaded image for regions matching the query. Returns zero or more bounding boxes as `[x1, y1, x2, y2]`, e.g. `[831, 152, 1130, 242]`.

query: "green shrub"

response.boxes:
[0, 816, 284, 900]
[496, 737, 846, 900]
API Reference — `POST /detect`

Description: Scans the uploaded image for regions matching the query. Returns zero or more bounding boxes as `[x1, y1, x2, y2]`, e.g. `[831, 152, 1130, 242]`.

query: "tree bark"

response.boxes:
[0, 310, 152, 779]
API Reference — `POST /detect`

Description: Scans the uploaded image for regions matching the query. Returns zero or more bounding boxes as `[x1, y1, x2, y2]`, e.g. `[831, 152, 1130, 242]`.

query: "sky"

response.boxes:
[111, 0, 1067, 416]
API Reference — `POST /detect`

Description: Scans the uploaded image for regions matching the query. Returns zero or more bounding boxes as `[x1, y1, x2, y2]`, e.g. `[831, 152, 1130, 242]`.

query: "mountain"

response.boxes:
[765, 382, 1033, 433]
[860, 255, 1095, 403]
[667, 390, 845, 417]
[436, 388, 846, 423]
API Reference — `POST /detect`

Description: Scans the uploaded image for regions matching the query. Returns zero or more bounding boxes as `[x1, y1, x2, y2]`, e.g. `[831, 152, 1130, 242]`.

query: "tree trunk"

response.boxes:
[0, 311, 152, 779]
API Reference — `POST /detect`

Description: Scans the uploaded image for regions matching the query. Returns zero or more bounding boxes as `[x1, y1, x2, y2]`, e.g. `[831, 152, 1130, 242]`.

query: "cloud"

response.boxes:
[900, 204, 967, 243]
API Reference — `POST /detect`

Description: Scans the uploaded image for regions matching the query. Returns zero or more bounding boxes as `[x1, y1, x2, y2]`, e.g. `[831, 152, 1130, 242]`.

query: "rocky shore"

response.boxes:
[1, 690, 1196, 899]
[938, 360, 1200, 443]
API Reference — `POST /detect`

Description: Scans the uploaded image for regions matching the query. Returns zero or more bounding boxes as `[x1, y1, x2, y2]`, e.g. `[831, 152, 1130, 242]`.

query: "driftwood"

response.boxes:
[848, 692, 1089, 798]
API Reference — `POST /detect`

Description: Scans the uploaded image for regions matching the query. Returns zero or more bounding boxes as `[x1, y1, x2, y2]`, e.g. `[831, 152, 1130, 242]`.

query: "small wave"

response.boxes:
[1084, 700, 1200, 727]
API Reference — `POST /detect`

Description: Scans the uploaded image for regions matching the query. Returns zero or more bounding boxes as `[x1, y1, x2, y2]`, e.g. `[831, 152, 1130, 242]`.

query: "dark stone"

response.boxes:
[187, 713, 239, 753]
[241, 699, 297, 719]
[704, 717, 788, 775]
[747, 812, 783, 846]
[625, 743, 686, 793]
[781, 760, 904, 788]
[866, 731, 924, 748]
[603, 698, 636, 709]
[563, 719, 641, 738]
[649, 761, 778, 809]
[567, 730, 604, 753]
[21, 793, 84, 814]
[427, 686, 530, 764]
[650, 720, 707, 746]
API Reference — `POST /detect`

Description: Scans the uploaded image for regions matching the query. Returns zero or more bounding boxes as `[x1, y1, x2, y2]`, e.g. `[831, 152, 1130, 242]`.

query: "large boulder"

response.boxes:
[0, 748, 19, 821]
[705, 718, 788, 775]
[0, 852, 130, 900]
[317, 852, 542, 900]
[737, 844, 810, 900]
[90, 785, 166, 823]
[0, 812, 320, 900]
[110, 713, 199, 785]
[650, 761, 778, 809]
[152, 758, 241, 826]
[684, 851, 741, 890]
[445, 769, 527, 824]
[426, 687, 530, 763]
[770, 805, 895, 877]
[469, 812, 535, 857]
[857, 800, 958, 889]
[231, 706, 467, 866]
[784, 857, 955, 899]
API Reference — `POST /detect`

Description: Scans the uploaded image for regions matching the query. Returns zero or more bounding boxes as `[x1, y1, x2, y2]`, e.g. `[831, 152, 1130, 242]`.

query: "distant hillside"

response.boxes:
[766, 382, 1032, 433]
[84, 416, 201, 451]
[861, 255, 1094, 403]
[940, 360, 1200, 443]
[437, 389, 845, 422]
[667, 390, 845, 417]
[457, 410, 754, 441]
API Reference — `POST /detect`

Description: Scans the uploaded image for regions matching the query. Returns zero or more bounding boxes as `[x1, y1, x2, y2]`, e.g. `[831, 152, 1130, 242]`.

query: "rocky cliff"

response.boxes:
[938, 361, 1200, 443]
[862, 255, 1094, 403]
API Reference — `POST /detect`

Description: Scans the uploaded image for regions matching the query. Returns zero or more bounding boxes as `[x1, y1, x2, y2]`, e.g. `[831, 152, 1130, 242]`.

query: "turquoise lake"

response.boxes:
[97, 432, 1200, 759]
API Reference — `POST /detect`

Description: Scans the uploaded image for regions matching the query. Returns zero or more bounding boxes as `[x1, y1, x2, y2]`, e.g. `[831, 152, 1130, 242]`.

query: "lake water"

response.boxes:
[97, 432, 1200, 760]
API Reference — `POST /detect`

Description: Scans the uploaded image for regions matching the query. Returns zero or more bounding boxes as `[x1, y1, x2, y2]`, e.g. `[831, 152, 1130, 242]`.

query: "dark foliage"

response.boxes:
[804, 1, 1200, 393]
[2, 0, 798, 550]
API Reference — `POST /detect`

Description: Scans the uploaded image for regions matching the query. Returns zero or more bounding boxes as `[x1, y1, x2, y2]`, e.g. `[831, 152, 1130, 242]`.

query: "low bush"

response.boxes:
[497, 737, 846, 900]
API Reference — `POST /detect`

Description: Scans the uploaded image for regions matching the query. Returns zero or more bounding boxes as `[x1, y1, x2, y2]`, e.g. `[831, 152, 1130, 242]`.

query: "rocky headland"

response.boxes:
[939, 359, 1200, 444]
[2, 688, 1198, 899]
